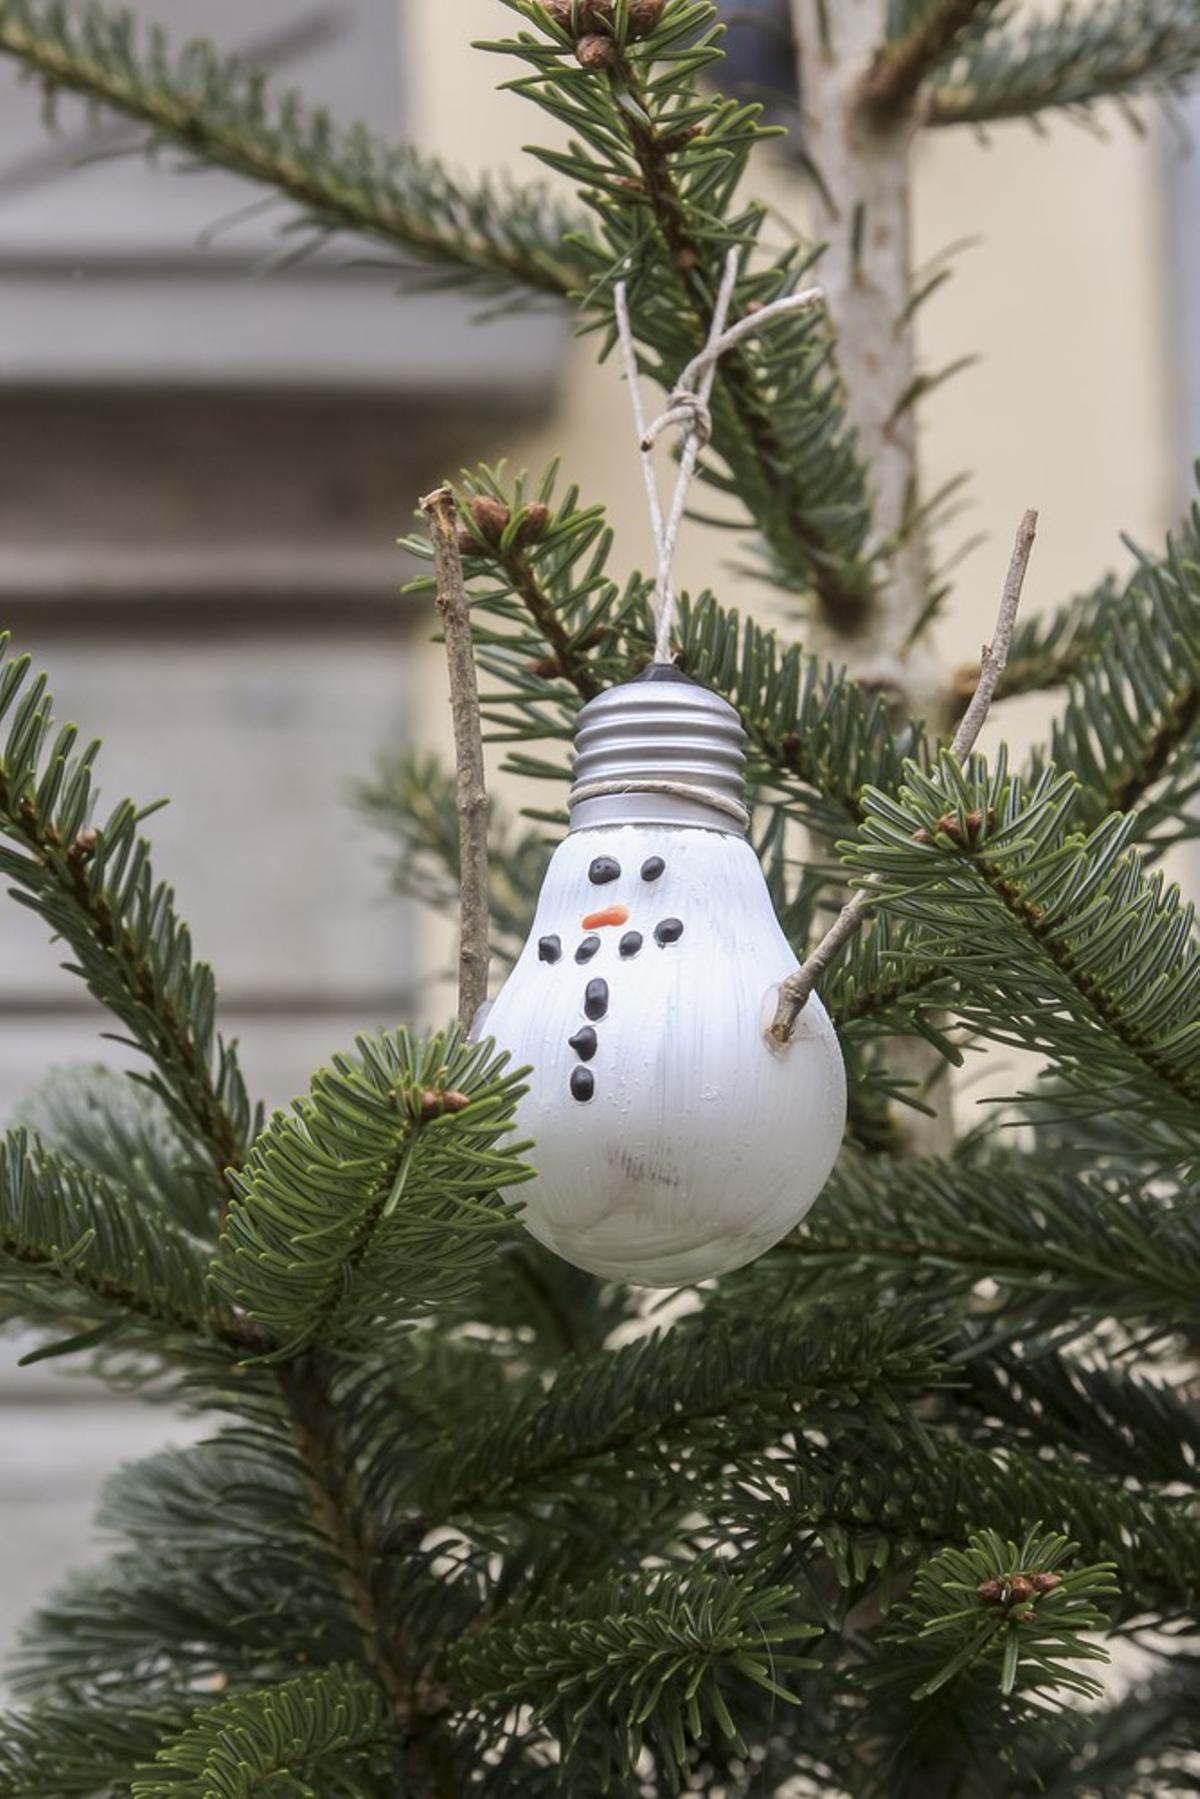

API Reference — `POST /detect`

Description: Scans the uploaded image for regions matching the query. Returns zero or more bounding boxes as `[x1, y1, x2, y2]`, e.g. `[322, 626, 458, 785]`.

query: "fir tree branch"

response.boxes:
[1034, 520, 1200, 844]
[1107, 682, 1199, 815]
[827, 942, 948, 1031]
[0, 777, 246, 1187]
[0, 639, 251, 1207]
[960, 1350, 1200, 1490]
[0, 1695, 195, 1798]
[128, 1667, 394, 1799]
[926, 0, 1200, 125]
[843, 757, 1200, 1143]
[494, 541, 606, 703]
[0, 654, 518, 1759]
[873, 1528, 1116, 1707]
[732, 1431, 1200, 1620]
[213, 1028, 529, 1357]
[21, 1064, 223, 1241]
[0, 0, 587, 298]
[969, 845, 1199, 1110]
[419, 1310, 944, 1519]
[422, 488, 492, 1030]
[729, 1151, 1200, 1343]
[274, 1364, 422, 1736]
[0, 1129, 224, 1347]
[452, 1564, 819, 1776]
[860, 0, 1004, 119]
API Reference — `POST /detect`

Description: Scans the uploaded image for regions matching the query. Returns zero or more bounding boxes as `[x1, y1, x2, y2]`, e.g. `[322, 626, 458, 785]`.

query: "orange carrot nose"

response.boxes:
[581, 904, 630, 930]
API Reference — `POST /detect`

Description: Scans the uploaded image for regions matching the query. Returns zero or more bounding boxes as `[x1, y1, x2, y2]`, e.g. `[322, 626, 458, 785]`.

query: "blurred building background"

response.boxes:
[1, 0, 1197, 1664]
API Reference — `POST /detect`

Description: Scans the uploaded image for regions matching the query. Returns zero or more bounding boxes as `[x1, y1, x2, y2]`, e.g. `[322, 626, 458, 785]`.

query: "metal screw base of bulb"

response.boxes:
[568, 668, 750, 836]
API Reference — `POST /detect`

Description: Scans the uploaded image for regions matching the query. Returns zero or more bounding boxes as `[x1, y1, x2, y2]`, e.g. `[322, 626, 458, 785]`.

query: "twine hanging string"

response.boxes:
[614, 249, 824, 663]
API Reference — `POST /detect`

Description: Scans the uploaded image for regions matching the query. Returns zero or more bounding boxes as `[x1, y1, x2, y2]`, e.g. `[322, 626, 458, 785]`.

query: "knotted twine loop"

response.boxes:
[641, 389, 713, 452]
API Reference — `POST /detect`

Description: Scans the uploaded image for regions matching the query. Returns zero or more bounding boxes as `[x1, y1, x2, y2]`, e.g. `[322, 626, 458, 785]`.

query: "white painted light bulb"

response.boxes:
[483, 668, 846, 1286]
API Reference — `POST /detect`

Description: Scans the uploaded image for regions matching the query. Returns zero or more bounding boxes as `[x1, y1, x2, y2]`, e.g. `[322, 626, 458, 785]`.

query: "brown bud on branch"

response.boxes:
[470, 495, 512, 547]
[544, 0, 664, 38]
[417, 1087, 472, 1122]
[68, 828, 99, 861]
[575, 32, 617, 67]
[513, 502, 553, 547]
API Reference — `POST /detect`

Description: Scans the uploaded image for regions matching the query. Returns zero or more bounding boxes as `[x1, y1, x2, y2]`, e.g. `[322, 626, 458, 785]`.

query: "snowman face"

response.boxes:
[484, 819, 846, 1286]
[533, 843, 690, 1106]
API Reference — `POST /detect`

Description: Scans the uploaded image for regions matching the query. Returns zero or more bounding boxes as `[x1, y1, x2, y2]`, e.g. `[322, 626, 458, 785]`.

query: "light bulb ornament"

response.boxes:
[482, 667, 847, 1285]
[423, 251, 1037, 1288]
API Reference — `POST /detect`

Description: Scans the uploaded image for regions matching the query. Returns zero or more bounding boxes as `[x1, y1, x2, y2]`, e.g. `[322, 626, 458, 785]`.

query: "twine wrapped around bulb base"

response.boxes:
[567, 667, 751, 835]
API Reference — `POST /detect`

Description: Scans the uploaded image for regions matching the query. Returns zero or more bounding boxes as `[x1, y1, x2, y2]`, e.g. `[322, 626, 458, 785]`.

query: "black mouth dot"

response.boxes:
[619, 931, 643, 958]
[575, 935, 601, 964]
[537, 934, 562, 964]
[568, 1026, 598, 1062]
[654, 918, 684, 946]
[584, 977, 609, 1021]
[640, 856, 665, 882]
[570, 1067, 595, 1103]
[588, 856, 621, 885]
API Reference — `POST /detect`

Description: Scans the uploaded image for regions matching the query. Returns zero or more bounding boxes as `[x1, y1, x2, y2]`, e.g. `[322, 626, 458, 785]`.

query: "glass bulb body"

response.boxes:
[484, 670, 846, 1287]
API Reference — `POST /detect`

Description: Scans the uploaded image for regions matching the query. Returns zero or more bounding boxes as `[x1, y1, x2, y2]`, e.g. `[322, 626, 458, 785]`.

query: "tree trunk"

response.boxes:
[790, 0, 956, 1154]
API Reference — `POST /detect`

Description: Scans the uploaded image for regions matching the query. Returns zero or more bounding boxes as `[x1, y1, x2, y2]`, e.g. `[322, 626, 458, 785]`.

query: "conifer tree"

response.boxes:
[1, 3, 1199, 1795]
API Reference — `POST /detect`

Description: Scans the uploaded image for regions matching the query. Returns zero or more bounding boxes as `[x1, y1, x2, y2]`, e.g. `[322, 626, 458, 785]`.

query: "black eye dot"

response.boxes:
[570, 1067, 595, 1103]
[588, 856, 621, 885]
[641, 856, 665, 882]
[619, 931, 643, 959]
[538, 935, 562, 964]
[584, 978, 609, 1021]
[654, 918, 684, 947]
[575, 935, 601, 964]
[568, 1026, 598, 1062]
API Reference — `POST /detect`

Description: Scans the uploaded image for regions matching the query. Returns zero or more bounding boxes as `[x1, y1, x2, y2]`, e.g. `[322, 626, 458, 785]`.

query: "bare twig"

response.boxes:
[947, 510, 1039, 758]
[767, 509, 1038, 1046]
[420, 486, 490, 1031]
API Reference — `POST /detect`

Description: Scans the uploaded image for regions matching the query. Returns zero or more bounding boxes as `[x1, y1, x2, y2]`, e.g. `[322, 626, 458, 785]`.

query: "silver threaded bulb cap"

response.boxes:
[567, 667, 749, 835]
